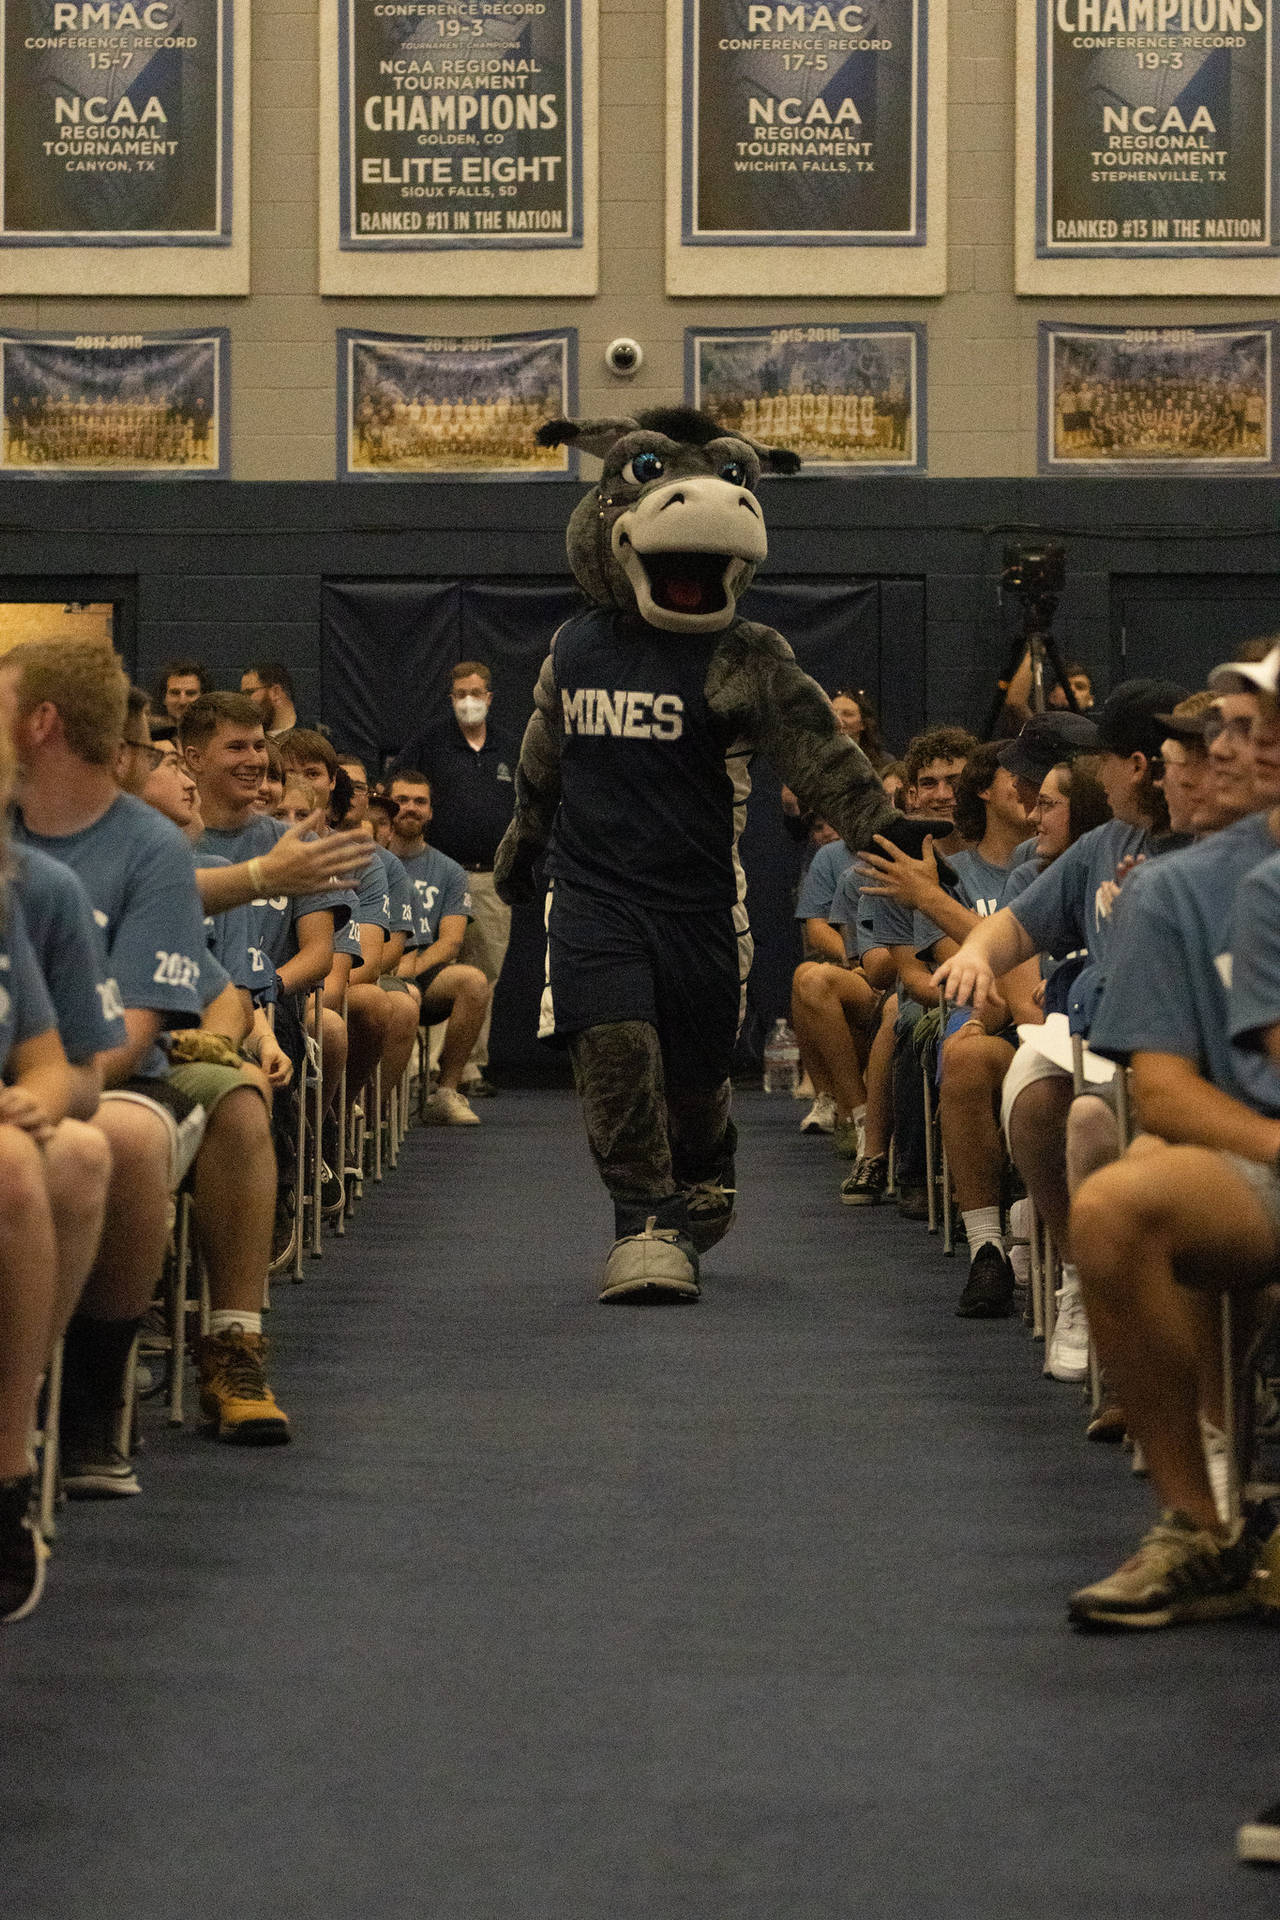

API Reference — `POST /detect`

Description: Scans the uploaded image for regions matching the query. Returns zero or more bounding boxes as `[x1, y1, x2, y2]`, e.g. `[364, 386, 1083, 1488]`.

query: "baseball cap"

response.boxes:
[1207, 643, 1280, 698]
[998, 710, 1102, 783]
[1094, 678, 1190, 760]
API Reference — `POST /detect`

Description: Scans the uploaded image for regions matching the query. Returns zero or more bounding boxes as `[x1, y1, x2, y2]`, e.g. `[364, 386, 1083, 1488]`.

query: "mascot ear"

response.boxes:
[738, 438, 802, 475]
[537, 416, 640, 463]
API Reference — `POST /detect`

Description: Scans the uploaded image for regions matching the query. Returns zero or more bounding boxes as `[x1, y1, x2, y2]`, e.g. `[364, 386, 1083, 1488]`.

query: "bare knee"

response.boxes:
[1067, 1093, 1119, 1194]
[93, 1102, 169, 1195]
[1071, 1161, 1155, 1283]
[43, 1119, 112, 1213]
[0, 1124, 47, 1217]
[204, 1083, 272, 1152]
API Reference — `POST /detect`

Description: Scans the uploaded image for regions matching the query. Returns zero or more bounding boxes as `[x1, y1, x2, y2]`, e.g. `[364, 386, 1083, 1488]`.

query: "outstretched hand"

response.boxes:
[263, 815, 371, 895]
[868, 813, 958, 888]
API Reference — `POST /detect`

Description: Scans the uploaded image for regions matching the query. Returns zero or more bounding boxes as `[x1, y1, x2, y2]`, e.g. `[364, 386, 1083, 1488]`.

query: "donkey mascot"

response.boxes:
[495, 405, 916, 1303]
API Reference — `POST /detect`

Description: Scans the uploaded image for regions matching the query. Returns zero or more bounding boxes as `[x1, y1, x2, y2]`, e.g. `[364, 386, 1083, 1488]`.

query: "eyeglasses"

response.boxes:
[122, 738, 166, 773]
[1033, 795, 1067, 814]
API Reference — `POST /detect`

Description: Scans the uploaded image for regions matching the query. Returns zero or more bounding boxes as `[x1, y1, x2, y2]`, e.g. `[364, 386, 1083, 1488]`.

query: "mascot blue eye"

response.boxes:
[623, 451, 665, 485]
[720, 460, 749, 486]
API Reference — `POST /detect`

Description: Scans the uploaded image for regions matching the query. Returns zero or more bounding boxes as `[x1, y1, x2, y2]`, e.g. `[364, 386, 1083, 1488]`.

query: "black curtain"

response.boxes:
[320, 574, 884, 1075]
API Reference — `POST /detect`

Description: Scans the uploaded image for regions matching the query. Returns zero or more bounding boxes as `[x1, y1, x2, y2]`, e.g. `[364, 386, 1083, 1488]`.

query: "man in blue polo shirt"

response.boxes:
[395, 661, 516, 1095]
[388, 769, 490, 1126]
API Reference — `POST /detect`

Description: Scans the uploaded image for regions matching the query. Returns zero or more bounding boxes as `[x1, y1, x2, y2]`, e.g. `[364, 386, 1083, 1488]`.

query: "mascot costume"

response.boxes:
[495, 405, 917, 1303]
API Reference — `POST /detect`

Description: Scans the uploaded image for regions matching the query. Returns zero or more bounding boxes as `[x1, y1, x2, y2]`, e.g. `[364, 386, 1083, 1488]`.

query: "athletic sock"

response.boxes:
[208, 1309, 262, 1339]
[962, 1206, 1005, 1263]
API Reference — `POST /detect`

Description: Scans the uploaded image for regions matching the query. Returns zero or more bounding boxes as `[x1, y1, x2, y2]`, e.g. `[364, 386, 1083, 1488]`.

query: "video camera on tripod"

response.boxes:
[985, 539, 1078, 735]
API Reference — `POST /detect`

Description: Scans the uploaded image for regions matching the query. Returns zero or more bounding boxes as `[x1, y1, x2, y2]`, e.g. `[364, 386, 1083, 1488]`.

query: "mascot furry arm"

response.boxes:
[495, 405, 903, 903]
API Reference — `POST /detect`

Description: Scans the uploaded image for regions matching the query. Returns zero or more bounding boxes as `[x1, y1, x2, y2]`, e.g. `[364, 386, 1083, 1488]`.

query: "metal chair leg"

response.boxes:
[38, 1339, 63, 1541]
[922, 1060, 938, 1234]
[1029, 1204, 1045, 1340]
[309, 989, 324, 1260]
[373, 1062, 383, 1182]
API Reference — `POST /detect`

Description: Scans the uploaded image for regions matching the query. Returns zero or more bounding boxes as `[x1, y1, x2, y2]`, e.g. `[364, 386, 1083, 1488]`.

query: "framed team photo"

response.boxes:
[686, 323, 925, 472]
[337, 328, 578, 481]
[0, 327, 228, 476]
[1039, 322, 1278, 474]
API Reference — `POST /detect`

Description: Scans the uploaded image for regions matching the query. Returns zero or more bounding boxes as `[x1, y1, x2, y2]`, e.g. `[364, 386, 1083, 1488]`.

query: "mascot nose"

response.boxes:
[628, 474, 766, 561]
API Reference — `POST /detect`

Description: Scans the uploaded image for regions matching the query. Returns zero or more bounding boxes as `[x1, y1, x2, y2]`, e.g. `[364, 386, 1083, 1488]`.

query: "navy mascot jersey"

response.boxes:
[545, 608, 738, 910]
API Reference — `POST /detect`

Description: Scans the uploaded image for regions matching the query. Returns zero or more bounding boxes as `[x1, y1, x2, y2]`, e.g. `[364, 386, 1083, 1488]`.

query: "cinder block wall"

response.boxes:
[0, 0, 1275, 477]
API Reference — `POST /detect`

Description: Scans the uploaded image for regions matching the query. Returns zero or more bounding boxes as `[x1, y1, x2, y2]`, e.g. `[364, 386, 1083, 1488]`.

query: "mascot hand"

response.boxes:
[873, 813, 958, 888]
[494, 831, 540, 907]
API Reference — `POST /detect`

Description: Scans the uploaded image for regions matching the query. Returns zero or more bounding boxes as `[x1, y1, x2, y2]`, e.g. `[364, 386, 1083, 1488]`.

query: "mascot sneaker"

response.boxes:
[599, 1217, 700, 1303]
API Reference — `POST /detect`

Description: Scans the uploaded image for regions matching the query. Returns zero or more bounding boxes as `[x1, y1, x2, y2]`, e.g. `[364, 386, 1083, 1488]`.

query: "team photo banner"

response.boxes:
[320, 0, 598, 296]
[337, 327, 577, 480]
[0, 327, 229, 477]
[0, 0, 249, 293]
[667, 0, 946, 293]
[686, 322, 925, 471]
[1038, 321, 1277, 472]
[1017, 0, 1280, 292]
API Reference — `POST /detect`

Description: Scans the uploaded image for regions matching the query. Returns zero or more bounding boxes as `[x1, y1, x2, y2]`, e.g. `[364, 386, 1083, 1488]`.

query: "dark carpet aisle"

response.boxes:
[4, 1091, 1280, 1919]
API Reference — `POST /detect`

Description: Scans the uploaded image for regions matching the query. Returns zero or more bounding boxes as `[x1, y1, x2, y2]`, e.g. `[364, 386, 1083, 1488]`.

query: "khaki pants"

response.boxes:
[426, 866, 512, 1078]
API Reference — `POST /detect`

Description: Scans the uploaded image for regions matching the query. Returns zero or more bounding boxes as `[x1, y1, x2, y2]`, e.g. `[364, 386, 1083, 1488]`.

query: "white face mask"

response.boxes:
[454, 695, 487, 726]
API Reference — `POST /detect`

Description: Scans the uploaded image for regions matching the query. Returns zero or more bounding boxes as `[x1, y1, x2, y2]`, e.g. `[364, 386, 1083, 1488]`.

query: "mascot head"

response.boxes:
[537, 405, 801, 635]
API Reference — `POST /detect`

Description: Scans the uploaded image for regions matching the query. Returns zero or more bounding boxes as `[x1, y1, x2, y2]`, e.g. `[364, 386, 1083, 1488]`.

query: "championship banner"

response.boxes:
[0, 0, 249, 294]
[320, 0, 598, 297]
[686, 322, 925, 470]
[336, 327, 577, 480]
[1038, 321, 1277, 472]
[667, 0, 946, 294]
[1016, 0, 1280, 294]
[0, 327, 229, 476]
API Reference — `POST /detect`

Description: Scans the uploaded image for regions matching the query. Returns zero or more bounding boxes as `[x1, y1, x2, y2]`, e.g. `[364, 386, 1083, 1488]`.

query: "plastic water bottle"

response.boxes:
[762, 1018, 800, 1094]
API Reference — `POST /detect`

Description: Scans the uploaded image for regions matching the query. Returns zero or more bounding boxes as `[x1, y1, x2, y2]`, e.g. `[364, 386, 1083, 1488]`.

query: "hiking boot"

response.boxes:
[423, 1087, 480, 1126]
[831, 1117, 861, 1159]
[841, 1155, 888, 1206]
[956, 1243, 1016, 1319]
[1068, 1509, 1260, 1630]
[1046, 1276, 1090, 1382]
[895, 1184, 930, 1222]
[800, 1094, 836, 1135]
[198, 1327, 291, 1445]
[0, 1475, 47, 1624]
[599, 1217, 700, 1304]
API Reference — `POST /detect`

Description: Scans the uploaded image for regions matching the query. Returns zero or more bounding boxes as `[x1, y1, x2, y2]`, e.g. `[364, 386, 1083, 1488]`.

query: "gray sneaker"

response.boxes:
[599, 1217, 700, 1303]
[1068, 1509, 1260, 1630]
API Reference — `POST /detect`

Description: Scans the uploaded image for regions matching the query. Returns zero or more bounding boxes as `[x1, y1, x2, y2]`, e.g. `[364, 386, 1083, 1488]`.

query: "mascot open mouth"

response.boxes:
[639, 551, 735, 618]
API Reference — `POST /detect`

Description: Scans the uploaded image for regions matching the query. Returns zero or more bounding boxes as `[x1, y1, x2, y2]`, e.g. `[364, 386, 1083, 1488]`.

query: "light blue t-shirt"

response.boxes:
[1227, 846, 1280, 1115]
[378, 847, 417, 944]
[196, 816, 350, 972]
[911, 847, 1015, 958]
[397, 845, 471, 948]
[195, 851, 267, 998]
[795, 839, 853, 923]
[830, 865, 877, 962]
[15, 844, 126, 1065]
[1008, 817, 1150, 1032]
[0, 893, 56, 1077]
[1090, 811, 1274, 1094]
[16, 793, 205, 1075]
[334, 847, 394, 961]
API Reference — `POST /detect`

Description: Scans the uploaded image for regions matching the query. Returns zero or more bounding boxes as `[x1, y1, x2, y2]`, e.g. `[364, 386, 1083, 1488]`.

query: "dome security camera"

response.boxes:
[605, 338, 644, 378]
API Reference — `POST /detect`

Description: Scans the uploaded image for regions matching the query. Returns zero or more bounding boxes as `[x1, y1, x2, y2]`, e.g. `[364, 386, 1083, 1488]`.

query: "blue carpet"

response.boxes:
[3, 1090, 1279, 1918]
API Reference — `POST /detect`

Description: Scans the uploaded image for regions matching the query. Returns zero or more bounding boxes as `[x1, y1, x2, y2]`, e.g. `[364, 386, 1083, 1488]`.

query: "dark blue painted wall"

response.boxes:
[2, 474, 1279, 725]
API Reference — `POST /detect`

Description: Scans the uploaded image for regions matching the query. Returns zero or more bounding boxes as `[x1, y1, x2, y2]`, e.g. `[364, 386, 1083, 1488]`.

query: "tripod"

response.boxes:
[984, 545, 1079, 738]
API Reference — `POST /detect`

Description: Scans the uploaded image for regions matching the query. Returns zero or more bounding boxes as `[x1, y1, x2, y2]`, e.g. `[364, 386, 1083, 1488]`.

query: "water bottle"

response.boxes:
[762, 1017, 800, 1094]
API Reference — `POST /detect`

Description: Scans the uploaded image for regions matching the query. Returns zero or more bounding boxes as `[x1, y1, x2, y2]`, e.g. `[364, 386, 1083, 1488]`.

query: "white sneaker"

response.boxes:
[1008, 1196, 1033, 1243]
[1200, 1416, 1234, 1526]
[800, 1093, 836, 1134]
[423, 1087, 480, 1127]
[1045, 1275, 1089, 1382]
[1009, 1242, 1031, 1291]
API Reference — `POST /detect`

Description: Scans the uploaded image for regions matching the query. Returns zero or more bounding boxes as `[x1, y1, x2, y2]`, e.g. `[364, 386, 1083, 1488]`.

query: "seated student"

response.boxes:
[861, 741, 1035, 1313]
[0, 720, 119, 1620]
[366, 794, 418, 986]
[153, 658, 209, 729]
[931, 679, 1187, 1334]
[1, 640, 209, 1497]
[278, 731, 419, 1127]
[790, 833, 872, 1150]
[256, 738, 285, 816]
[862, 727, 977, 1220]
[387, 770, 490, 1126]
[827, 859, 897, 1205]
[1067, 658, 1280, 1629]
